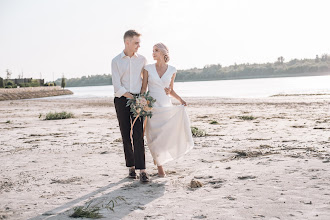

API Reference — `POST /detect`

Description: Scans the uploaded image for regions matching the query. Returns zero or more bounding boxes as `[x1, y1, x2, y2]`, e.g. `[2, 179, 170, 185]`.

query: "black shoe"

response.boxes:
[128, 168, 137, 179]
[140, 172, 150, 183]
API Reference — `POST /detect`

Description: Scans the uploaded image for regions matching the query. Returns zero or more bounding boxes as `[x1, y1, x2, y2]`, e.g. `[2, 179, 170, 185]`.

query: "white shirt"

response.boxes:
[111, 51, 147, 97]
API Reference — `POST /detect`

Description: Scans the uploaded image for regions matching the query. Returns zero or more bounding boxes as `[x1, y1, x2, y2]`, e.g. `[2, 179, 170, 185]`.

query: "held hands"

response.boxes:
[125, 93, 134, 99]
[164, 87, 171, 95]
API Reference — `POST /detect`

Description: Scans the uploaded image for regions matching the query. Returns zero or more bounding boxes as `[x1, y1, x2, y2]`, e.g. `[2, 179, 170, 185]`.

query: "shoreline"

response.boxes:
[0, 86, 73, 101]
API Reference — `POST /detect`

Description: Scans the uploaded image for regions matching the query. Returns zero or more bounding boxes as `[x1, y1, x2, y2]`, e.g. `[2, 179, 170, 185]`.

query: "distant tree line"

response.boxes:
[175, 54, 330, 81]
[52, 54, 329, 87]
[54, 74, 112, 87]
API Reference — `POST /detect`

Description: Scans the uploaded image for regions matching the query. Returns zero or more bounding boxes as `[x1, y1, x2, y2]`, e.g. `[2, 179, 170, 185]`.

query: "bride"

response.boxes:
[141, 43, 194, 177]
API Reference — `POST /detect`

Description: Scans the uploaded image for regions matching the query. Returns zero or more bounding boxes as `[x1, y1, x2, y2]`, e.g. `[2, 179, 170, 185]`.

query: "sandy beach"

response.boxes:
[0, 95, 329, 220]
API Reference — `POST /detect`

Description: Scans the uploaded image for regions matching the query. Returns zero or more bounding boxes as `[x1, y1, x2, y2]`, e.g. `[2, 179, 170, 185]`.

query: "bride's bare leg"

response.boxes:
[157, 165, 166, 177]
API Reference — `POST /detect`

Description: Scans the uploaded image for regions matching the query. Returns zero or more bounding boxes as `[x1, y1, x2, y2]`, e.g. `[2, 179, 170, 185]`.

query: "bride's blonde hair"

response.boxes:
[154, 43, 170, 63]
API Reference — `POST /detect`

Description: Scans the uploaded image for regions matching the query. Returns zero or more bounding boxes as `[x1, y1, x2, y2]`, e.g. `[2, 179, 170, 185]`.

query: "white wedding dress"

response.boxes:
[144, 64, 194, 166]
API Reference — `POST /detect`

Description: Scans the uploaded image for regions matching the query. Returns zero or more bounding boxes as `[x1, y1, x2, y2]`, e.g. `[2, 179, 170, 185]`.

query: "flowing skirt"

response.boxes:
[146, 105, 194, 166]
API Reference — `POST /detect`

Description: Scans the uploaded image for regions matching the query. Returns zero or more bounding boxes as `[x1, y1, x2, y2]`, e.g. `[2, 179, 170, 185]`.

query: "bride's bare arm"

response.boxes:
[140, 69, 148, 94]
[165, 73, 187, 106]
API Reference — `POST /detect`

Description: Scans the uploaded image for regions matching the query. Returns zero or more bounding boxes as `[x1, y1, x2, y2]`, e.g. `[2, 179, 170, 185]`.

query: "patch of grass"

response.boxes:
[233, 150, 248, 157]
[51, 177, 82, 184]
[292, 125, 305, 128]
[238, 175, 257, 180]
[105, 196, 126, 212]
[191, 126, 206, 137]
[271, 93, 329, 97]
[69, 196, 127, 218]
[232, 150, 263, 159]
[70, 202, 102, 219]
[259, 144, 272, 149]
[45, 111, 74, 120]
[197, 115, 208, 119]
[113, 138, 122, 143]
[238, 115, 256, 120]
[209, 120, 219, 125]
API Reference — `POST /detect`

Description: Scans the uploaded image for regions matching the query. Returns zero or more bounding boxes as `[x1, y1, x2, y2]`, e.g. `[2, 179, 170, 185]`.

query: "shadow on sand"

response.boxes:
[29, 177, 166, 220]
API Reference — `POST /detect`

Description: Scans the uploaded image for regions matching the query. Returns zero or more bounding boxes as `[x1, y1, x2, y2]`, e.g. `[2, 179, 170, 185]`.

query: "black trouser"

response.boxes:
[114, 96, 145, 170]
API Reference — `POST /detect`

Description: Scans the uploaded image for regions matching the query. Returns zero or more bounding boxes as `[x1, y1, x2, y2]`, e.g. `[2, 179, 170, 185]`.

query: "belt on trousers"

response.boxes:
[115, 93, 140, 99]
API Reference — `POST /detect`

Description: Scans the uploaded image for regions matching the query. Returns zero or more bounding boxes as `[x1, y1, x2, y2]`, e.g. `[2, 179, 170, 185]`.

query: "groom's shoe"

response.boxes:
[140, 172, 150, 183]
[128, 168, 137, 179]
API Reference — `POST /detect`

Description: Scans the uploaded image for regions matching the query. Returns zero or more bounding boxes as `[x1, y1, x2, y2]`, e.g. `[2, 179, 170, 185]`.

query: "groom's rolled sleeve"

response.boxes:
[112, 60, 127, 97]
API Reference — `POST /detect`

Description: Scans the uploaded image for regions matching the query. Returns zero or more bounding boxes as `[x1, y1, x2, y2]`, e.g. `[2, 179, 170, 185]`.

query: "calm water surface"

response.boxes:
[38, 75, 330, 99]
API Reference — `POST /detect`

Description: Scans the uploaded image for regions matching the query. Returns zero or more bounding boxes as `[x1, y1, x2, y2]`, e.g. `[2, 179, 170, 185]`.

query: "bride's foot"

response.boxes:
[157, 166, 166, 177]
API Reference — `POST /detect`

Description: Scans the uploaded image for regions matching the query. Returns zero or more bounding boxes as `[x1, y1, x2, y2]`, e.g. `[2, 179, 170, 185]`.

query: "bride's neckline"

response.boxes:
[154, 64, 169, 79]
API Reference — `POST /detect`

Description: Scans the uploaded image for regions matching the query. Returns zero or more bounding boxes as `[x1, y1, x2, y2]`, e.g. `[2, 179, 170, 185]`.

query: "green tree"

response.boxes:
[31, 79, 40, 87]
[277, 56, 285, 64]
[321, 54, 328, 62]
[6, 80, 14, 86]
[315, 55, 320, 63]
[61, 75, 66, 89]
[0, 77, 4, 88]
[6, 69, 12, 79]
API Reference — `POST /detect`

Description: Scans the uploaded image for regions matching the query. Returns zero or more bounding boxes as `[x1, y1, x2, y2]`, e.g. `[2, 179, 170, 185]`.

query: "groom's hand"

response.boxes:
[123, 92, 134, 99]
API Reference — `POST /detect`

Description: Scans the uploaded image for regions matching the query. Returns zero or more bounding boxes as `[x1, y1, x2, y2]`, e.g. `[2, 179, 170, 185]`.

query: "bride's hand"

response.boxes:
[164, 87, 171, 95]
[180, 99, 187, 106]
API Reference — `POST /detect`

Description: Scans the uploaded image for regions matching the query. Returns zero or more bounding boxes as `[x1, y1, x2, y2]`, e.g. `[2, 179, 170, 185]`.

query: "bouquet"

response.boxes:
[126, 91, 156, 148]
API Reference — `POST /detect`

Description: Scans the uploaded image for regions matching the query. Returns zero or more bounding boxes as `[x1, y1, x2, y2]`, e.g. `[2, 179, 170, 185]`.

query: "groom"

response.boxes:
[112, 30, 149, 183]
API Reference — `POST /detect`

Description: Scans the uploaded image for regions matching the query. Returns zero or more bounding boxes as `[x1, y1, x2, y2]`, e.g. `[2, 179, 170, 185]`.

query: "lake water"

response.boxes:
[39, 75, 330, 99]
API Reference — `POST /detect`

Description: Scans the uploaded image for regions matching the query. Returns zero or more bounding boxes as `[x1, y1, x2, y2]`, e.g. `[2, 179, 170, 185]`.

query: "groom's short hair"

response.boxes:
[124, 30, 141, 41]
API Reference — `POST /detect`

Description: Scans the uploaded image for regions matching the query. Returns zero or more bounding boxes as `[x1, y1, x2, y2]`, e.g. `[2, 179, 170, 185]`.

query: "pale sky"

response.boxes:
[1, 0, 329, 81]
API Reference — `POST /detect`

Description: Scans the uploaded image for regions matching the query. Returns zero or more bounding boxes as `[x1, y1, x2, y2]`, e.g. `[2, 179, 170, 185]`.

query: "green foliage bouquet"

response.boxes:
[126, 91, 156, 148]
[126, 91, 156, 119]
